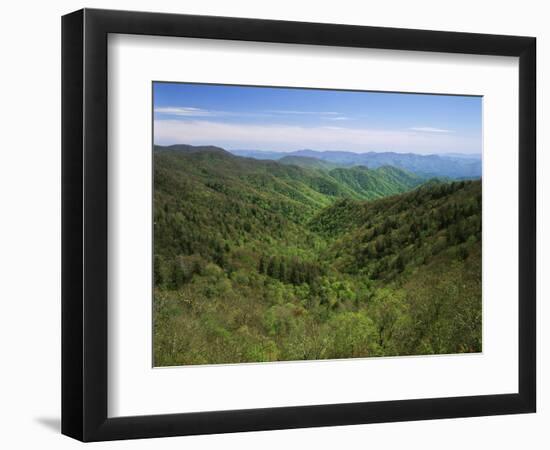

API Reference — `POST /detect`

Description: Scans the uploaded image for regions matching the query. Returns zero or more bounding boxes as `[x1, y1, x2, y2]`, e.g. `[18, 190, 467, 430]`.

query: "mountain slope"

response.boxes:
[328, 165, 424, 200]
[278, 155, 340, 170]
[154, 144, 425, 213]
[311, 180, 481, 280]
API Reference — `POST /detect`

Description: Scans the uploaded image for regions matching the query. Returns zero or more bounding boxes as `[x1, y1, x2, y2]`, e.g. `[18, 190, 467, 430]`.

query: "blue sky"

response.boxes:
[153, 82, 482, 155]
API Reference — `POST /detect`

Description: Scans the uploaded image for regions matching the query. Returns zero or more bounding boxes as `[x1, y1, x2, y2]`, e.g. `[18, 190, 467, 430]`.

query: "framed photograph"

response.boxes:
[61, 8, 536, 441]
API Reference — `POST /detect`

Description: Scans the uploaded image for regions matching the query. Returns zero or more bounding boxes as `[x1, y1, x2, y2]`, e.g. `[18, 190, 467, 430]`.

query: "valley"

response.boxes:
[153, 144, 482, 366]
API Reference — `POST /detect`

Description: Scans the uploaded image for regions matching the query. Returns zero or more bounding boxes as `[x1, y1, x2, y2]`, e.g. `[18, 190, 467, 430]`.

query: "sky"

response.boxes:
[153, 82, 482, 155]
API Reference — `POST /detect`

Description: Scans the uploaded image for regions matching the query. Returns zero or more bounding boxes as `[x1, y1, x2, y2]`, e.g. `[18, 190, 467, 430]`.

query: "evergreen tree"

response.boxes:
[266, 257, 277, 278]
[278, 259, 287, 282]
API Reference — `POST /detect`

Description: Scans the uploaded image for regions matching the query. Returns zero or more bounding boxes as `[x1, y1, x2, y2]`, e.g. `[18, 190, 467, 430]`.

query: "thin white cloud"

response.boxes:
[409, 126, 453, 133]
[328, 116, 350, 121]
[267, 110, 340, 115]
[154, 106, 216, 117]
[155, 106, 276, 119]
[154, 119, 479, 154]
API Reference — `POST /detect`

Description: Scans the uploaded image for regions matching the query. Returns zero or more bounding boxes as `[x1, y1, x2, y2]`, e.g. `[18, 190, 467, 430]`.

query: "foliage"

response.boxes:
[153, 145, 482, 366]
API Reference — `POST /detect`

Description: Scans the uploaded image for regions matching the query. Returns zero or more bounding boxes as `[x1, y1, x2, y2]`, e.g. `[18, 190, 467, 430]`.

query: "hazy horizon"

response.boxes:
[154, 82, 482, 156]
[157, 143, 481, 158]
[226, 147, 481, 157]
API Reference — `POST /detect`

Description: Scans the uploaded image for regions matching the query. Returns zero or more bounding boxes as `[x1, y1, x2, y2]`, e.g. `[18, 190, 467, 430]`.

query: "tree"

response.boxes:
[170, 261, 186, 289]
[266, 257, 278, 279]
[278, 259, 287, 283]
[258, 256, 266, 274]
[290, 265, 300, 285]
[394, 254, 405, 272]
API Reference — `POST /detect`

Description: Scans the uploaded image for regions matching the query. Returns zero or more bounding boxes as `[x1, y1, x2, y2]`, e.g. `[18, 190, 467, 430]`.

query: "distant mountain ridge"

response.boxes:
[228, 148, 481, 179]
[154, 144, 231, 156]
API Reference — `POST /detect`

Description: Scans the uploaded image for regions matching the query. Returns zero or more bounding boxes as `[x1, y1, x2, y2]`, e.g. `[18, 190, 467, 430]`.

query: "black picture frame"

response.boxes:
[61, 8, 536, 442]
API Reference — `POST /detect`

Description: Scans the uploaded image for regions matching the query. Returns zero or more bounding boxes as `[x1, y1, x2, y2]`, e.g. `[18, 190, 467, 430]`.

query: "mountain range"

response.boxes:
[229, 148, 481, 179]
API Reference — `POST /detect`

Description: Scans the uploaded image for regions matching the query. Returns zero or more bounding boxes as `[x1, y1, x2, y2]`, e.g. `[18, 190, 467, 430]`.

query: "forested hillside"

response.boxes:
[153, 145, 482, 366]
[278, 155, 340, 171]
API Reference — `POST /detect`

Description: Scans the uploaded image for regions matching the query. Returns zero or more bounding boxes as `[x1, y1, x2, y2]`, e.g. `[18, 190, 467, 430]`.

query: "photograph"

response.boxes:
[0, 2, 541, 447]
[152, 82, 483, 367]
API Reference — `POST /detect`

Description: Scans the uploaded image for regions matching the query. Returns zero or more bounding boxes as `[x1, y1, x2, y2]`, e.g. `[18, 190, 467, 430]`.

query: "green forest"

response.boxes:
[153, 144, 482, 366]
